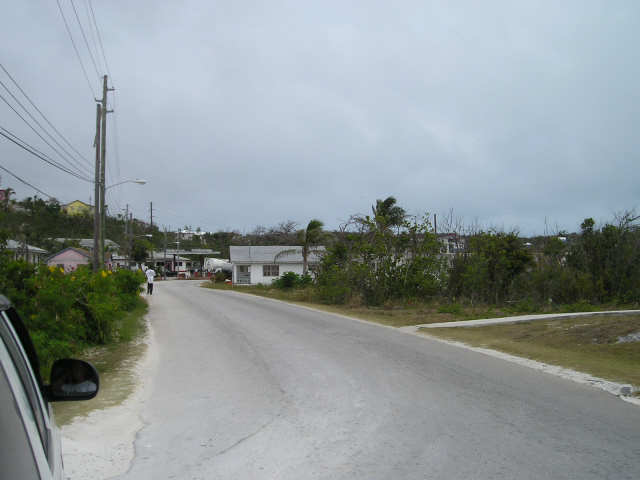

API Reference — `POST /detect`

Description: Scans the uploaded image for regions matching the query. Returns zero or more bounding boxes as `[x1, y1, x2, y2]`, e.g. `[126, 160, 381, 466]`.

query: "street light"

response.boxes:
[106, 179, 147, 190]
[93, 179, 147, 272]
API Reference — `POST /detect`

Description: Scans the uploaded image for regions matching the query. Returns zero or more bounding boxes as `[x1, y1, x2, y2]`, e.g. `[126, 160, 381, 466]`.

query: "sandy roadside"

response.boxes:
[59, 320, 157, 480]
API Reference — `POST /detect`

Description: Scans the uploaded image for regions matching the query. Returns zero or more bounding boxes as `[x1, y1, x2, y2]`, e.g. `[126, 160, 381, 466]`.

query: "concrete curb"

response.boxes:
[400, 309, 640, 332]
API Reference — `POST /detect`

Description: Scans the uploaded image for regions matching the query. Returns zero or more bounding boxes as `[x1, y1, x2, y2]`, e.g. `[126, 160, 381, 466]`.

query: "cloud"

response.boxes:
[1, 1, 639, 235]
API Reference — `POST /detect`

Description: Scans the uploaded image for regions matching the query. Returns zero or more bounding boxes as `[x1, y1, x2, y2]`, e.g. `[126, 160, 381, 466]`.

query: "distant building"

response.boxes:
[230, 246, 325, 285]
[50, 238, 120, 252]
[3, 240, 47, 264]
[44, 248, 112, 272]
[44, 247, 93, 272]
[62, 200, 94, 216]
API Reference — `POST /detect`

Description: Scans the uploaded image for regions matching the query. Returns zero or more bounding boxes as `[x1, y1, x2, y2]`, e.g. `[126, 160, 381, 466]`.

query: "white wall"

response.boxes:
[235, 263, 305, 285]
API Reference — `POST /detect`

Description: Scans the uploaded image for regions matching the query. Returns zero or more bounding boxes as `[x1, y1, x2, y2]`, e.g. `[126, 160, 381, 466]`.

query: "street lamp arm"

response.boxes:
[105, 179, 146, 190]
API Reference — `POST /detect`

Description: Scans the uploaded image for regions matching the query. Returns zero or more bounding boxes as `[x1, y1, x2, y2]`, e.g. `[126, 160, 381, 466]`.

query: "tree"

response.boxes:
[372, 196, 406, 228]
[274, 219, 333, 275]
[131, 238, 152, 270]
[448, 229, 534, 305]
[2, 187, 15, 210]
[566, 211, 640, 302]
[316, 214, 443, 305]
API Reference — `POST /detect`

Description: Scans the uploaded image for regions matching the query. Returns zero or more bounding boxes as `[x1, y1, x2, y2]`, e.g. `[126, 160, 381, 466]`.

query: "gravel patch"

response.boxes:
[60, 321, 157, 480]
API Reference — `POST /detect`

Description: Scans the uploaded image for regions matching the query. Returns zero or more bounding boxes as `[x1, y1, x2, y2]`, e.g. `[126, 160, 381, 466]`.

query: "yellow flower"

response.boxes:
[108, 270, 112, 274]
[59, 268, 64, 274]
[71, 277, 75, 282]
[101, 271, 107, 278]
[49, 266, 56, 273]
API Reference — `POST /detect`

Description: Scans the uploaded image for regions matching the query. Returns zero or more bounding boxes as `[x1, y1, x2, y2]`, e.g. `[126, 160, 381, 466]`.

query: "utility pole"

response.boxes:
[92, 103, 101, 272]
[124, 205, 129, 269]
[98, 75, 114, 266]
[129, 213, 133, 269]
[150, 202, 154, 268]
[163, 226, 167, 280]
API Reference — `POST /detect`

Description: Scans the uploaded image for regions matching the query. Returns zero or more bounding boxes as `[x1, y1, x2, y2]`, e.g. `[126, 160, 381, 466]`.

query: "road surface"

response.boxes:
[109, 280, 639, 479]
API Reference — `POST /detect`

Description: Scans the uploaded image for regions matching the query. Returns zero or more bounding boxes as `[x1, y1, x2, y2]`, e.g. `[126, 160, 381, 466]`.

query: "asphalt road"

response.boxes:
[112, 280, 640, 480]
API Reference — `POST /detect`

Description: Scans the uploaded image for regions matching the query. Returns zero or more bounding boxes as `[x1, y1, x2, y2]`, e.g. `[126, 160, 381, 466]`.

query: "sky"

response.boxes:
[1, 1, 639, 237]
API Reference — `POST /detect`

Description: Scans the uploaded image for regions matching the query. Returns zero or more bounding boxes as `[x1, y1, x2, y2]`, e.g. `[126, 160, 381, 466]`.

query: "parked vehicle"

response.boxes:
[0, 295, 99, 479]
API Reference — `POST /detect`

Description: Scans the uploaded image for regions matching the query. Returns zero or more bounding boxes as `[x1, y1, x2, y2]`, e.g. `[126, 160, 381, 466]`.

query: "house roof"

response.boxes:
[44, 247, 93, 263]
[4, 240, 48, 254]
[230, 246, 325, 264]
[63, 200, 93, 207]
[50, 238, 120, 249]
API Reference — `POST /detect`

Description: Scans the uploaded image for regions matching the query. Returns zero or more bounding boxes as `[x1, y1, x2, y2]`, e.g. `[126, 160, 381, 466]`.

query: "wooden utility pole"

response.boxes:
[150, 202, 154, 268]
[92, 103, 101, 273]
[99, 75, 114, 265]
[124, 204, 129, 269]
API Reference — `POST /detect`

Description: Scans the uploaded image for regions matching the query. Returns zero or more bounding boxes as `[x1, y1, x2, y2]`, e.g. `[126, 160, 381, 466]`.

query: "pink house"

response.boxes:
[44, 247, 95, 272]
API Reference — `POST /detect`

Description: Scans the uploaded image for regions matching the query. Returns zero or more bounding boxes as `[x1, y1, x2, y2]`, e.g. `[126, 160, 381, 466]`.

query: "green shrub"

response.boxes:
[271, 271, 314, 290]
[436, 303, 465, 316]
[1, 263, 147, 374]
[272, 271, 302, 289]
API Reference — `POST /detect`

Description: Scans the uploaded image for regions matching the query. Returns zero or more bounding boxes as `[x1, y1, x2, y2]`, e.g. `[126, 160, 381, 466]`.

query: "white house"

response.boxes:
[229, 246, 325, 285]
[4, 240, 47, 264]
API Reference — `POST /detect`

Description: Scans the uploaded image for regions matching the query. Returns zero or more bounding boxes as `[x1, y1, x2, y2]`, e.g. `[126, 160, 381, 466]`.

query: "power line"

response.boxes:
[0, 79, 93, 176]
[56, 0, 96, 98]
[0, 93, 93, 178]
[0, 127, 92, 182]
[0, 63, 93, 170]
[0, 164, 53, 198]
[87, 0, 111, 79]
[69, 0, 101, 81]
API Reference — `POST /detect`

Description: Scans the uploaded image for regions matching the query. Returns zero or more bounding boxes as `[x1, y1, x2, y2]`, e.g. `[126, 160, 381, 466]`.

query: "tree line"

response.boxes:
[276, 199, 640, 309]
[2, 191, 639, 310]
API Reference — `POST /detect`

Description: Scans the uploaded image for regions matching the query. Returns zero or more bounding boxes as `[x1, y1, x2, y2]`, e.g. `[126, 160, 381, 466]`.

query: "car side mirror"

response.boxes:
[48, 359, 99, 402]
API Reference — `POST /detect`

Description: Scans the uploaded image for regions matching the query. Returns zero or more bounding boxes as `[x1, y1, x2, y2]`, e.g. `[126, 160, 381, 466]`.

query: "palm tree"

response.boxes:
[372, 196, 406, 227]
[274, 219, 333, 275]
[2, 187, 15, 210]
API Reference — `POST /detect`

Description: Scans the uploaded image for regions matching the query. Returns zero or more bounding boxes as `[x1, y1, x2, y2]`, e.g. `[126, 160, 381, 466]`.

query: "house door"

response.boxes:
[236, 265, 251, 284]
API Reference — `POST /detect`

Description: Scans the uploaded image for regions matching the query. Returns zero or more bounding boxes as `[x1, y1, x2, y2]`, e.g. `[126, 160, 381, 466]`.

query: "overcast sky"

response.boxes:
[1, 1, 638, 237]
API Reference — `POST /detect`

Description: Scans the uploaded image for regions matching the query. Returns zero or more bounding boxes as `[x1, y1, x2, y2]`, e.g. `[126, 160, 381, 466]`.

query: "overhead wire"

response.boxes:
[0, 127, 92, 182]
[56, 0, 97, 98]
[0, 63, 93, 169]
[0, 165, 53, 198]
[87, 0, 111, 79]
[82, 0, 104, 77]
[0, 77, 93, 177]
[0, 91, 93, 179]
[69, 0, 101, 82]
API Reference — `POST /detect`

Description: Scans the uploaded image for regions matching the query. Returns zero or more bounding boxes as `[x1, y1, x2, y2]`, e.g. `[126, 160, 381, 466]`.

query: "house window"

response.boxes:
[263, 265, 279, 277]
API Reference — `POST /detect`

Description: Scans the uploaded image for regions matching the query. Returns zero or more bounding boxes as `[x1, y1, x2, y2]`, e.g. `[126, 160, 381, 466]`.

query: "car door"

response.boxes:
[0, 310, 62, 480]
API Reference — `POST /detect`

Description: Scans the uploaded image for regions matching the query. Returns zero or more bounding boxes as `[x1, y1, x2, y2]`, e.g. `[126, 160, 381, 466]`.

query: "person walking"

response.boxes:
[145, 267, 156, 295]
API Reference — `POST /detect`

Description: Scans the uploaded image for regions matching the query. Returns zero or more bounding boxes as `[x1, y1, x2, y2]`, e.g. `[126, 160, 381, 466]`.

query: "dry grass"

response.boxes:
[422, 314, 640, 391]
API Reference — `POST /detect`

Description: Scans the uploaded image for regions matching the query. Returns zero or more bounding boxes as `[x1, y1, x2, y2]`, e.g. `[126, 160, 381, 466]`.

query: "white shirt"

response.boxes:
[146, 269, 156, 283]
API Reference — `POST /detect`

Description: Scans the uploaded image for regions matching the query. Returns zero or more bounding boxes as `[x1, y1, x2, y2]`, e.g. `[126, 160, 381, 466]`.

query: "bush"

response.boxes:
[272, 271, 313, 290]
[0, 262, 147, 374]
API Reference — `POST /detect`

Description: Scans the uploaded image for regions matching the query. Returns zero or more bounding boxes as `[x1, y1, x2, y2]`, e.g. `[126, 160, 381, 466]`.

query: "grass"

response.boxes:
[52, 299, 149, 426]
[422, 314, 640, 393]
[203, 281, 640, 392]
